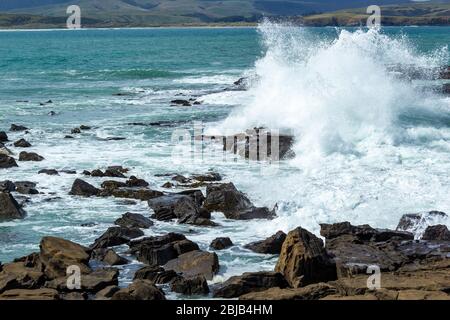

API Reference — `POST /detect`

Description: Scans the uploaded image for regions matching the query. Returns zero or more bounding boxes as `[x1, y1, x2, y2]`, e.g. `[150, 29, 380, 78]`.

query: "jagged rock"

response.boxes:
[422, 225, 450, 241]
[18, 152, 44, 162]
[275, 227, 337, 288]
[0, 154, 18, 168]
[39, 237, 91, 279]
[111, 279, 166, 300]
[0, 180, 16, 192]
[244, 231, 286, 254]
[13, 139, 31, 148]
[191, 172, 222, 182]
[0, 256, 45, 293]
[164, 250, 219, 280]
[0, 131, 8, 142]
[0, 288, 59, 300]
[239, 282, 338, 300]
[114, 212, 153, 229]
[10, 124, 28, 132]
[91, 249, 128, 266]
[133, 266, 179, 284]
[46, 268, 119, 293]
[69, 179, 99, 197]
[130, 233, 198, 266]
[320, 222, 413, 242]
[95, 285, 120, 300]
[171, 276, 209, 295]
[0, 192, 26, 219]
[90, 226, 144, 249]
[210, 237, 233, 250]
[38, 169, 59, 176]
[213, 272, 288, 298]
[15, 181, 38, 195]
[177, 189, 206, 207]
[396, 211, 448, 238]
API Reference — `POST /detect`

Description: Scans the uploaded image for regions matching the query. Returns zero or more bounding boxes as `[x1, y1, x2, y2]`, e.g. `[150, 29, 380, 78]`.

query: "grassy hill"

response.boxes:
[0, 1, 449, 28]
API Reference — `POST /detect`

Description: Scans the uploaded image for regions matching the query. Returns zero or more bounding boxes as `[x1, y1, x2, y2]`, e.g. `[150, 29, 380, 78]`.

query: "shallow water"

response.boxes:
[0, 26, 449, 298]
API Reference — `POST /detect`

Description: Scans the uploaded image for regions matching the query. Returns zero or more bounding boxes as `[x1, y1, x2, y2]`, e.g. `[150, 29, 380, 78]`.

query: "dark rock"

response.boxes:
[320, 222, 413, 242]
[0, 192, 26, 220]
[91, 169, 104, 177]
[13, 138, 31, 148]
[38, 169, 59, 176]
[422, 225, 450, 241]
[111, 279, 166, 300]
[101, 180, 127, 190]
[126, 176, 149, 188]
[64, 135, 74, 139]
[95, 285, 120, 300]
[171, 99, 191, 106]
[171, 276, 209, 295]
[244, 231, 286, 254]
[104, 168, 126, 178]
[91, 249, 128, 266]
[164, 250, 219, 280]
[213, 272, 288, 298]
[39, 236, 91, 279]
[71, 128, 81, 134]
[80, 125, 91, 130]
[69, 179, 99, 197]
[133, 266, 179, 284]
[107, 188, 164, 201]
[81, 222, 97, 227]
[0, 154, 18, 168]
[18, 152, 44, 162]
[0, 132, 8, 142]
[107, 166, 129, 173]
[105, 137, 126, 141]
[90, 226, 144, 249]
[0, 180, 16, 192]
[275, 227, 337, 288]
[162, 182, 174, 188]
[178, 189, 205, 207]
[114, 212, 153, 229]
[443, 83, 450, 95]
[82, 170, 91, 176]
[210, 237, 233, 250]
[172, 174, 189, 183]
[191, 172, 222, 182]
[10, 124, 28, 132]
[61, 170, 76, 174]
[396, 211, 448, 237]
[15, 181, 39, 195]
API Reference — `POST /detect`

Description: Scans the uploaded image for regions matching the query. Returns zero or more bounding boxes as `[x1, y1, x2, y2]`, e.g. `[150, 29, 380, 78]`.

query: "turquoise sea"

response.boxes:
[1, 26, 449, 298]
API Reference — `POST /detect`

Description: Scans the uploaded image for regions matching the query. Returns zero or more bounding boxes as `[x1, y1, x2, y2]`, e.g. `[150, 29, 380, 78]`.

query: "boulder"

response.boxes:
[10, 124, 28, 132]
[320, 222, 413, 242]
[0, 288, 59, 300]
[244, 231, 286, 254]
[133, 266, 179, 284]
[15, 181, 39, 195]
[421, 225, 450, 241]
[210, 237, 233, 250]
[91, 169, 104, 177]
[0, 154, 18, 168]
[38, 169, 59, 176]
[0, 192, 26, 220]
[95, 285, 120, 300]
[18, 152, 44, 162]
[91, 249, 128, 266]
[0, 131, 8, 142]
[171, 276, 209, 295]
[69, 179, 99, 197]
[213, 272, 288, 298]
[114, 212, 153, 229]
[111, 279, 166, 300]
[126, 176, 149, 188]
[13, 138, 31, 148]
[90, 226, 144, 249]
[164, 250, 219, 280]
[0, 180, 16, 192]
[71, 128, 81, 134]
[0, 257, 45, 293]
[171, 99, 191, 107]
[100, 180, 127, 190]
[239, 282, 338, 300]
[39, 236, 91, 279]
[106, 188, 163, 201]
[275, 227, 337, 288]
[104, 168, 126, 178]
[191, 172, 222, 182]
[148, 194, 207, 224]
[46, 268, 119, 293]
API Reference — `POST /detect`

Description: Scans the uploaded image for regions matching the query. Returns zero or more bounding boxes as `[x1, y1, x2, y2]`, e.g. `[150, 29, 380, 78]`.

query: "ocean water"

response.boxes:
[0, 24, 450, 298]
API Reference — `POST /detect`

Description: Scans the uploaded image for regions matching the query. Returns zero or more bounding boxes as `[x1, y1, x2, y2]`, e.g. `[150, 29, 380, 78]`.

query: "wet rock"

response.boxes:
[213, 272, 288, 298]
[275, 227, 337, 288]
[69, 179, 99, 197]
[61, 170, 76, 175]
[320, 222, 413, 242]
[171, 99, 191, 106]
[133, 266, 179, 284]
[91, 169, 104, 177]
[421, 225, 450, 241]
[71, 128, 81, 134]
[38, 169, 59, 176]
[18, 151, 44, 162]
[162, 182, 174, 188]
[172, 174, 190, 183]
[0, 288, 59, 300]
[107, 188, 164, 201]
[104, 168, 126, 178]
[210, 237, 233, 250]
[178, 189, 206, 207]
[443, 83, 450, 95]
[91, 249, 129, 266]
[114, 212, 153, 229]
[46, 268, 119, 293]
[439, 66, 450, 79]
[164, 250, 219, 280]
[244, 231, 286, 254]
[15, 181, 39, 195]
[10, 124, 28, 132]
[13, 138, 31, 148]
[396, 211, 448, 238]
[0, 154, 18, 168]
[82, 170, 91, 176]
[111, 279, 166, 300]
[148, 194, 195, 221]
[90, 226, 144, 250]
[130, 233, 199, 266]
[64, 135, 74, 139]
[100, 180, 127, 190]
[39, 236, 91, 279]
[105, 137, 126, 141]
[171, 276, 209, 295]
[0, 192, 26, 220]
[0, 180, 16, 192]
[126, 176, 149, 188]
[191, 172, 222, 182]
[0, 131, 8, 142]
[80, 125, 91, 130]
[240, 283, 338, 300]
[95, 285, 120, 300]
